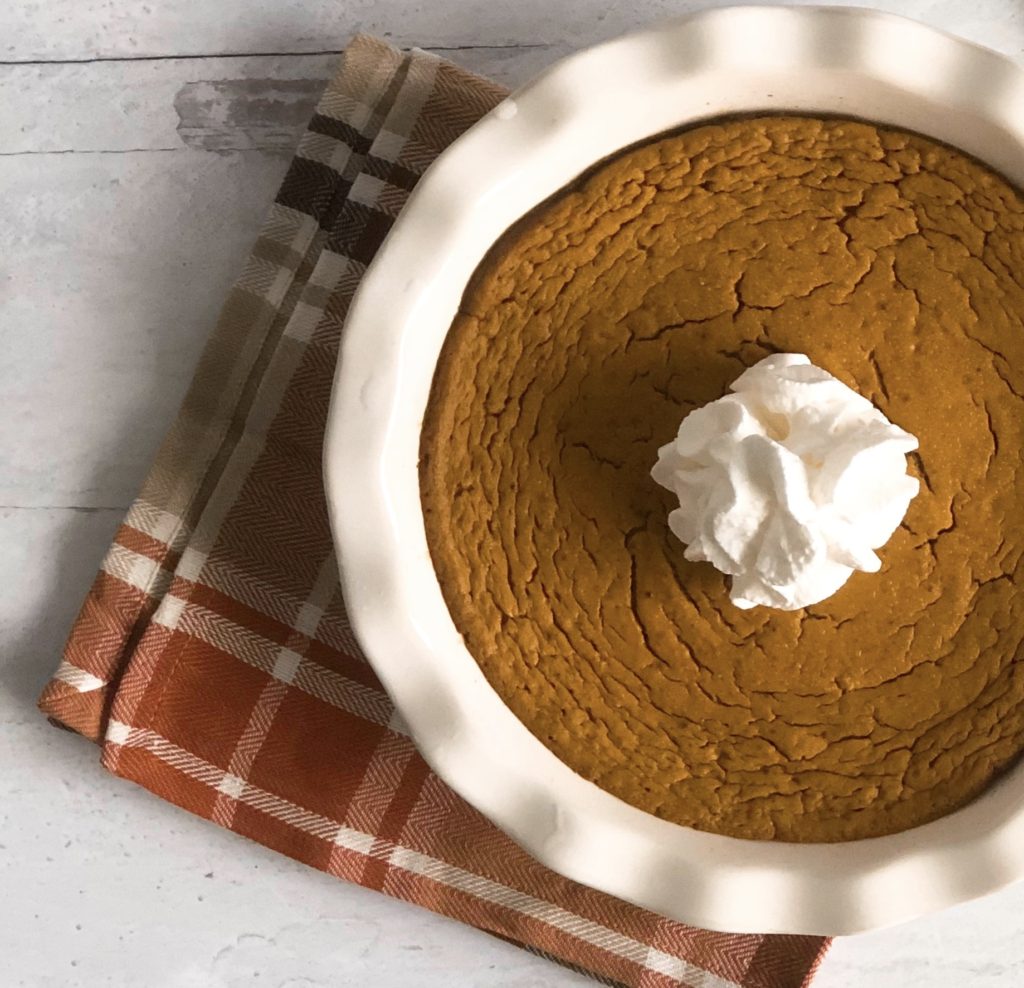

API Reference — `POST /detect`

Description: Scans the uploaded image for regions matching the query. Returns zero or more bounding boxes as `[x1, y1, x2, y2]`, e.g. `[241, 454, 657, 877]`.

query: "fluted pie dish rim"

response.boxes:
[324, 5, 1024, 934]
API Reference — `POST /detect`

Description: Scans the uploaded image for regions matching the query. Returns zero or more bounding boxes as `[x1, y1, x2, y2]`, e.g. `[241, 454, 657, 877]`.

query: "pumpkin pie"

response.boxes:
[419, 115, 1024, 842]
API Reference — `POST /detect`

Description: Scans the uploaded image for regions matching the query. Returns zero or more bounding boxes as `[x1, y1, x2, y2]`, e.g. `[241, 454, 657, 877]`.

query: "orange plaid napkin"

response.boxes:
[39, 36, 829, 987]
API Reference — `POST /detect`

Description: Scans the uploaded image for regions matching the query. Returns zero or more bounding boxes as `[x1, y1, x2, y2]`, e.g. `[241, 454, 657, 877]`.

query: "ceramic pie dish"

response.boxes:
[324, 5, 1024, 935]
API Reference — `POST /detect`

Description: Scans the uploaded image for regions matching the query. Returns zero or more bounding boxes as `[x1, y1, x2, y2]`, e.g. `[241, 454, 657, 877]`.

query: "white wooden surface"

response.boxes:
[3, 2, 1024, 985]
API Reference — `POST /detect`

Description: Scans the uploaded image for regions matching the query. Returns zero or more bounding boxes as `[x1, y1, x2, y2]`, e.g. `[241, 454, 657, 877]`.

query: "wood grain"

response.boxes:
[1, 47, 563, 155]
[3, 0, 1022, 62]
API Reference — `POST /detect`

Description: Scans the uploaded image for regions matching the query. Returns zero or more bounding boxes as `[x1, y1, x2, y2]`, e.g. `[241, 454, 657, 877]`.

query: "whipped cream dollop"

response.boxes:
[651, 353, 920, 611]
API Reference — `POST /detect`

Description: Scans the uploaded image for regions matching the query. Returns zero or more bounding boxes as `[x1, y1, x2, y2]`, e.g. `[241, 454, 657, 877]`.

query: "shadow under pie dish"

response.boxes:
[326, 6, 1024, 934]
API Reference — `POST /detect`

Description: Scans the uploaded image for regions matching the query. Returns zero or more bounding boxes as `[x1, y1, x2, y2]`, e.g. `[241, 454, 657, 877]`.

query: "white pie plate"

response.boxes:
[324, 5, 1024, 935]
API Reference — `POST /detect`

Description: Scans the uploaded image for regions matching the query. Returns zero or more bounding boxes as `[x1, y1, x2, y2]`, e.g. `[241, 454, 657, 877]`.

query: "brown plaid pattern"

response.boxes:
[38, 36, 830, 987]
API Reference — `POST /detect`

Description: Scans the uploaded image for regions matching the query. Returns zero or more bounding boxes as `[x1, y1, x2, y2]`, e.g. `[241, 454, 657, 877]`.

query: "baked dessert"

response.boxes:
[419, 115, 1024, 842]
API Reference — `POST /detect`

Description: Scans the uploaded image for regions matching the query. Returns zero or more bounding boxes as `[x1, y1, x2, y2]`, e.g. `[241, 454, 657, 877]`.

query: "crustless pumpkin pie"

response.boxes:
[419, 116, 1024, 842]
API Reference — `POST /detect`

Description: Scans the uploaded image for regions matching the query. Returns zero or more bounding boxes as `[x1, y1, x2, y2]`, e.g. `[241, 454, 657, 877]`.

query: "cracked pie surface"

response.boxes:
[419, 116, 1024, 842]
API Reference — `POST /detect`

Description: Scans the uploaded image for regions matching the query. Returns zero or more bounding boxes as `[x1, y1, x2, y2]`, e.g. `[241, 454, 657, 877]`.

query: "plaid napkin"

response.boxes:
[39, 35, 829, 988]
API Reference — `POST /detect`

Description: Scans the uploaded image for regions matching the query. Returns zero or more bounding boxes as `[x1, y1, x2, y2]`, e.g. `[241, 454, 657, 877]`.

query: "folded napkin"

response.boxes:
[39, 35, 829, 987]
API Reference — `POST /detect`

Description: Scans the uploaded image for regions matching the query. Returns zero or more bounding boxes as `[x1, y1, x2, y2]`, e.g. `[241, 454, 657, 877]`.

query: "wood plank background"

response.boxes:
[4, 2, 1024, 986]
